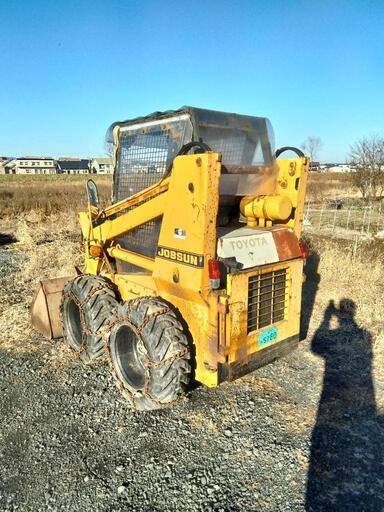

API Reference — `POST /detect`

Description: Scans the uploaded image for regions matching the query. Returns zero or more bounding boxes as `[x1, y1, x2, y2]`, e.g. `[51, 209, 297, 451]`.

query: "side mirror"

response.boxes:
[86, 179, 100, 209]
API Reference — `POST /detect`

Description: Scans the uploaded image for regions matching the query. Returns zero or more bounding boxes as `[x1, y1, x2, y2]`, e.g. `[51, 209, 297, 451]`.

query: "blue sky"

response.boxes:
[0, 0, 383, 162]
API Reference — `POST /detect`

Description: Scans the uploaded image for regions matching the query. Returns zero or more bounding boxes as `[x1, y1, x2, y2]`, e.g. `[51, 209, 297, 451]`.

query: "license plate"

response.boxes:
[258, 327, 278, 346]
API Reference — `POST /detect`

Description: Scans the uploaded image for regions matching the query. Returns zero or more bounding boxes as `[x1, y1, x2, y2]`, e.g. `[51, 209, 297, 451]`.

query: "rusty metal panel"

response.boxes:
[272, 228, 302, 261]
[30, 276, 73, 339]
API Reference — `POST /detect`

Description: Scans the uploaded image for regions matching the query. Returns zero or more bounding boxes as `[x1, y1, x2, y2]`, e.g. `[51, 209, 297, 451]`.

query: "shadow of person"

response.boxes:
[300, 248, 320, 341]
[306, 299, 384, 511]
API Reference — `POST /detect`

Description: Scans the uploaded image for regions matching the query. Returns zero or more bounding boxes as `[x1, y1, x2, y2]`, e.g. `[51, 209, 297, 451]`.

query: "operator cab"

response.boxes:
[107, 107, 279, 272]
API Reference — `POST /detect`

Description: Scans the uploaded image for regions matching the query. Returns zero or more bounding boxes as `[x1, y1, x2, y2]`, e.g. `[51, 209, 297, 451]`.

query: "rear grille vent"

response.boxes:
[247, 269, 288, 334]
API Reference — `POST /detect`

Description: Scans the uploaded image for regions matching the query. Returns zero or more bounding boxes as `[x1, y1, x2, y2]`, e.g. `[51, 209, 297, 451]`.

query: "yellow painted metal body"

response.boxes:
[78, 152, 309, 388]
[240, 194, 293, 226]
[224, 260, 303, 362]
[275, 158, 309, 237]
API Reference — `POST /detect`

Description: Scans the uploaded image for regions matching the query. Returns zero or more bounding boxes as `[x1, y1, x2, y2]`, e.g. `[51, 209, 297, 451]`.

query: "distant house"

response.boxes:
[4, 157, 56, 174]
[57, 158, 90, 174]
[0, 157, 13, 174]
[329, 163, 353, 173]
[309, 161, 320, 172]
[321, 163, 354, 173]
[91, 157, 113, 174]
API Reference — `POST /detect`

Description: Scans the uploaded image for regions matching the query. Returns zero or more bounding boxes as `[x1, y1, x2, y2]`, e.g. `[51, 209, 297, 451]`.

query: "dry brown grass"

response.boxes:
[0, 172, 360, 218]
[305, 235, 384, 333]
[0, 172, 359, 217]
[0, 175, 382, 396]
[302, 235, 384, 413]
[0, 213, 82, 353]
[0, 176, 112, 356]
[307, 172, 358, 202]
[0, 174, 112, 217]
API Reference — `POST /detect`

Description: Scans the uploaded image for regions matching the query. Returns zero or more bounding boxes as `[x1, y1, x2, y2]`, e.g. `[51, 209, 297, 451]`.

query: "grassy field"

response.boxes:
[306, 171, 358, 202]
[0, 171, 359, 219]
[0, 174, 113, 217]
[0, 172, 382, 359]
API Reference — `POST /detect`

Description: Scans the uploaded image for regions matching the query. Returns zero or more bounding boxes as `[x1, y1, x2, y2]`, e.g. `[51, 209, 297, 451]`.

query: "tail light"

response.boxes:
[89, 244, 103, 258]
[299, 241, 309, 262]
[208, 259, 221, 289]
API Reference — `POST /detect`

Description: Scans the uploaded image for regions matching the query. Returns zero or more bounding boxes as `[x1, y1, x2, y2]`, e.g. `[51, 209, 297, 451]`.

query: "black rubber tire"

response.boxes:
[61, 275, 118, 363]
[106, 297, 191, 411]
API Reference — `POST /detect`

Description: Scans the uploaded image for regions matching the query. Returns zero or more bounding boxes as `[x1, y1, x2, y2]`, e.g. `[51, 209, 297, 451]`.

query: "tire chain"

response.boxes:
[62, 278, 116, 356]
[104, 296, 189, 410]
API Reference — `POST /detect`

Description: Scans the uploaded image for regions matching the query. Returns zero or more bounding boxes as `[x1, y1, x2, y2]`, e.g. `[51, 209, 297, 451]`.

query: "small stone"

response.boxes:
[84, 476, 89, 483]
[224, 429, 232, 437]
[116, 466, 124, 473]
[117, 485, 127, 494]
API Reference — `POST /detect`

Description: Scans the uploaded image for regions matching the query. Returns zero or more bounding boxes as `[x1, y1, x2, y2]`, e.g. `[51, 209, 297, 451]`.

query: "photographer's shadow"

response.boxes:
[306, 299, 384, 511]
[300, 248, 320, 340]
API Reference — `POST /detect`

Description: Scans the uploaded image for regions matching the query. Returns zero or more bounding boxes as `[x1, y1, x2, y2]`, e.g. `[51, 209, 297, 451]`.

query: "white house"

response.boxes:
[5, 157, 57, 174]
[91, 157, 113, 174]
[0, 157, 12, 174]
[328, 163, 353, 173]
[320, 163, 354, 173]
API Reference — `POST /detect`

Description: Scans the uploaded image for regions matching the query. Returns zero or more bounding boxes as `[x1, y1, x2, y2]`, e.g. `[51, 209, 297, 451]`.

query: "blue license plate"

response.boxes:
[258, 327, 278, 346]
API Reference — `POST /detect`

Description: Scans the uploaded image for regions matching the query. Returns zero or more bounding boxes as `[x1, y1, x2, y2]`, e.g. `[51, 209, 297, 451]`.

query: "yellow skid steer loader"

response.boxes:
[31, 107, 309, 410]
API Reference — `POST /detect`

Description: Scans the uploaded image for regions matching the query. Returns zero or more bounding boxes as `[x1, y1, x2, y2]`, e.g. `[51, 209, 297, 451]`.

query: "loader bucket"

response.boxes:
[30, 276, 73, 339]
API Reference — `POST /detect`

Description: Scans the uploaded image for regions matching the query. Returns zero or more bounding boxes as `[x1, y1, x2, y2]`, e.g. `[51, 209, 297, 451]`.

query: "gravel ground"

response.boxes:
[1, 234, 384, 511]
[1, 327, 383, 511]
[0, 339, 316, 512]
[0, 248, 24, 279]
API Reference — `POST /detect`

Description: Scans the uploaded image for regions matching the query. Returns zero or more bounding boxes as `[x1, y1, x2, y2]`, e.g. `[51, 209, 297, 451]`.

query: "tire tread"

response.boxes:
[61, 275, 118, 362]
[107, 297, 191, 411]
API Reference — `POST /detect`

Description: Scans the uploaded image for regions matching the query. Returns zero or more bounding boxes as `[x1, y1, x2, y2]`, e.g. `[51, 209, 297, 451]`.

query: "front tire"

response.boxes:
[61, 275, 118, 362]
[106, 297, 191, 411]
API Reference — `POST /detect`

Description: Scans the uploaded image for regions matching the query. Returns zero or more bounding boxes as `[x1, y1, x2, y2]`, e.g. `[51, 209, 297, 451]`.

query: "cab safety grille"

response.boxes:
[247, 269, 288, 333]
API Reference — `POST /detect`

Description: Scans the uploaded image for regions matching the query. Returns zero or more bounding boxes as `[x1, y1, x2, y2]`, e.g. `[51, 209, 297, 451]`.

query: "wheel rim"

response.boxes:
[66, 299, 83, 349]
[111, 324, 145, 391]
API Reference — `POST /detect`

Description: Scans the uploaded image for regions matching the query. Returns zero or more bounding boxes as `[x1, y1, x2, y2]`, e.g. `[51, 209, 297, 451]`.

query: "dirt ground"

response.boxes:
[0, 192, 384, 510]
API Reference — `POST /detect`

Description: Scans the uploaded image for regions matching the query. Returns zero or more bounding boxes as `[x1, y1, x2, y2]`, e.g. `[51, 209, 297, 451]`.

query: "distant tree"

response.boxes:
[301, 136, 323, 164]
[349, 136, 384, 200]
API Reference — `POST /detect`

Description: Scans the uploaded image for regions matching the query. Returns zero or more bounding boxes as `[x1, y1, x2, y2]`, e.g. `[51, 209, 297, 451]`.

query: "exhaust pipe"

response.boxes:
[30, 276, 73, 339]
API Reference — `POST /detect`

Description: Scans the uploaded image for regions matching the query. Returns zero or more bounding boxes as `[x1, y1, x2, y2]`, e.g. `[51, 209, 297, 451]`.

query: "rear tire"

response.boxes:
[106, 297, 191, 411]
[61, 275, 118, 362]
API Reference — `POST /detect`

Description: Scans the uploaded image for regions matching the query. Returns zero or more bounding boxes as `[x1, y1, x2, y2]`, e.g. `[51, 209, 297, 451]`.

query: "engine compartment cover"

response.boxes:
[217, 227, 302, 269]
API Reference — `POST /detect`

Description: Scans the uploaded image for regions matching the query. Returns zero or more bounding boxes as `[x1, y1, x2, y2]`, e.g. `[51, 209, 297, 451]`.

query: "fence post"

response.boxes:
[366, 205, 372, 235]
[362, 208, 367, 233]
[332, 208, 337, 234]
[305, 199, 310, 220]
[346, 207, 351, 231]
[352, 232, 361, 263]
[318, 203, 324, 229]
